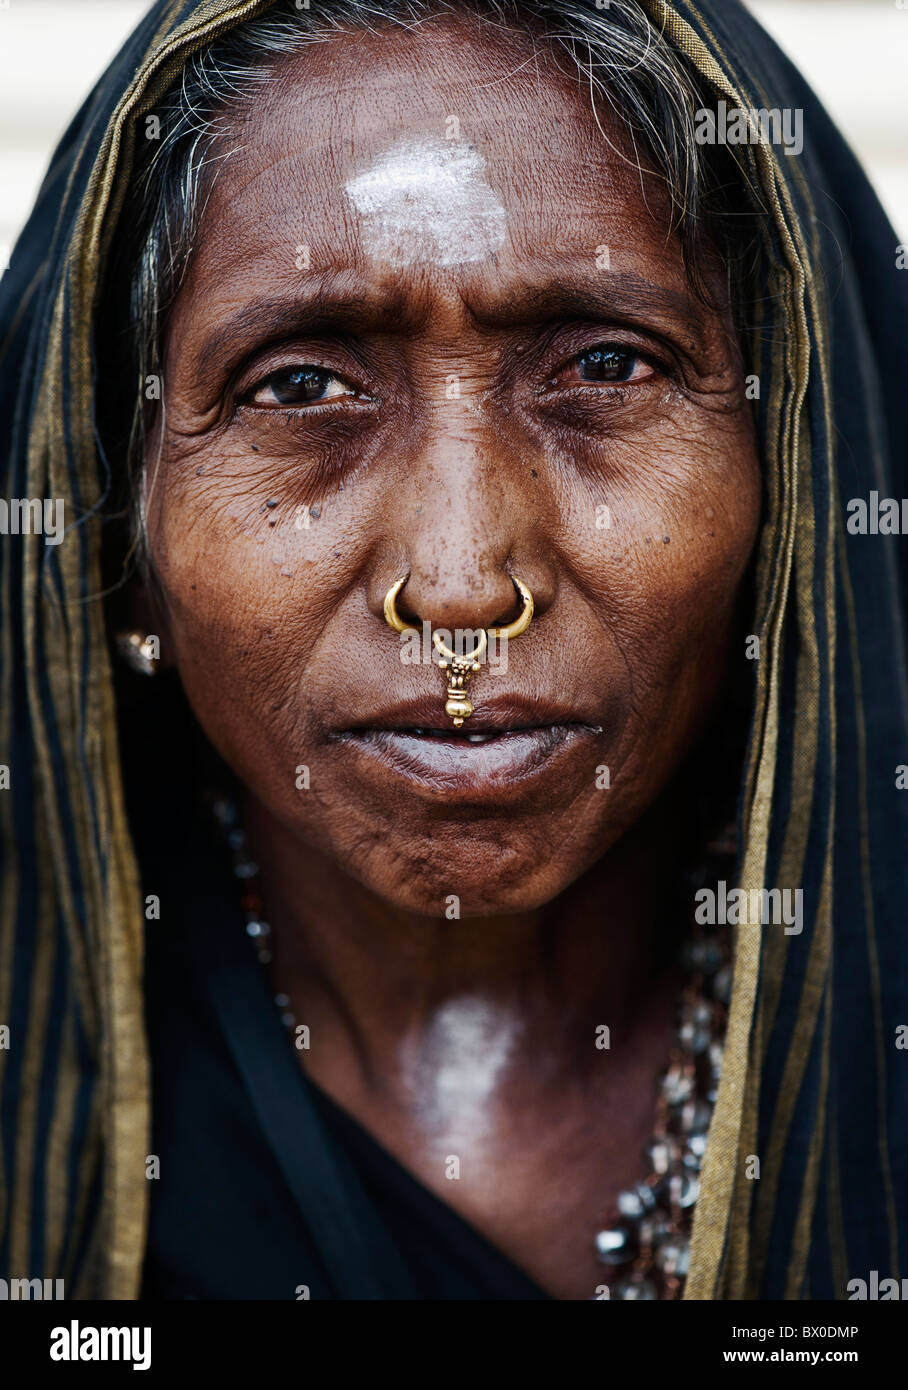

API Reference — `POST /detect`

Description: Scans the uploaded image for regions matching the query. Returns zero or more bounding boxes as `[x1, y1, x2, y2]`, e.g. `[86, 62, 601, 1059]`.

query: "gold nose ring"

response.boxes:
[383, 574, 534, 726]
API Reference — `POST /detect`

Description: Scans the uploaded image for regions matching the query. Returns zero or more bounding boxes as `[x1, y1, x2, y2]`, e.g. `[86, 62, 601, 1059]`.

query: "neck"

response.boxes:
[242, 789, 687, 1113]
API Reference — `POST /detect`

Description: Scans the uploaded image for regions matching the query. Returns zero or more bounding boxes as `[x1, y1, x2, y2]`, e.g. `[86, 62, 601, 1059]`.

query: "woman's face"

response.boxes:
[143, 16, 760, 916]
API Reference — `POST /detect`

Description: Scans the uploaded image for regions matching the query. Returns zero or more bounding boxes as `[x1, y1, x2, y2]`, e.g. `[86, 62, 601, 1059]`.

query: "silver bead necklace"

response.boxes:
[591, 922, 731, 1299]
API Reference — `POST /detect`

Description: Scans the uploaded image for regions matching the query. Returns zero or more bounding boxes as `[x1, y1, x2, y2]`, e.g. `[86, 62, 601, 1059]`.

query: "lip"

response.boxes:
[331, 696, 604, 797]
[336, 694, 600, 736]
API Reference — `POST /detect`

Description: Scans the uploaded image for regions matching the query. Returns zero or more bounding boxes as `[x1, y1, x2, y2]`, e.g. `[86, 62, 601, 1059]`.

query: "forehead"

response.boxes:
[186, 16, 681, 292]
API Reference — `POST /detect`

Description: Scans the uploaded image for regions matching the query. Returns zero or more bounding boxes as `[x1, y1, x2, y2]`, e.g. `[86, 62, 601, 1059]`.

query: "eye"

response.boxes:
[552, 345, 658, 388]
[245, 365, 360, 407]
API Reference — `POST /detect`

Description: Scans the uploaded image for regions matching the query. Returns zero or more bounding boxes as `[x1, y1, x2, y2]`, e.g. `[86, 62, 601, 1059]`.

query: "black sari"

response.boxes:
[1, 0, 906, 1299]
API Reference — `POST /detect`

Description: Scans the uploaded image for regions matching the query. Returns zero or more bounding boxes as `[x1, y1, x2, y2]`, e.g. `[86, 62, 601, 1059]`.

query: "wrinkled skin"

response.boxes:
[140, 14, 760, 1298]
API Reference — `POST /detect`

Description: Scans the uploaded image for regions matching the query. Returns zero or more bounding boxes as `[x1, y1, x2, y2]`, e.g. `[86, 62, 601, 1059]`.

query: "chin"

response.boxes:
[363, 841, 586, 919]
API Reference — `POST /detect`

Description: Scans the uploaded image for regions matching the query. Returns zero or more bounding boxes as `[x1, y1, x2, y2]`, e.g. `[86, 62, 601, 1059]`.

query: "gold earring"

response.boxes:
[115, 630, 160, 676]
[383, 574, 534, 727]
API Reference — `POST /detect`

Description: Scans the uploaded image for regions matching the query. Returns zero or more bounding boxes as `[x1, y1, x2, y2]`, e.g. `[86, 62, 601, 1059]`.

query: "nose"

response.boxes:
[396, 554, 521, 634]
[372, 428, 555, 634]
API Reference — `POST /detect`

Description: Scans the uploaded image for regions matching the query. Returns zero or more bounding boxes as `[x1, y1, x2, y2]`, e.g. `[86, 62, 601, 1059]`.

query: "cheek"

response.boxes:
[571, 417, 760, 716]
[142, 460, 359, 753]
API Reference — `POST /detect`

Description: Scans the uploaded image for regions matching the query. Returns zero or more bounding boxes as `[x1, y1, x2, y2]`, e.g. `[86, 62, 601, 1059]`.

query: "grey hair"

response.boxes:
[108, 0, 762, 573]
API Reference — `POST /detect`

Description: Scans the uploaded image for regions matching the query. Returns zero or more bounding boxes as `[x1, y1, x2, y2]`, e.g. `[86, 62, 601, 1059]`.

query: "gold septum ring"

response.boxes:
[383, 574, 534, 727]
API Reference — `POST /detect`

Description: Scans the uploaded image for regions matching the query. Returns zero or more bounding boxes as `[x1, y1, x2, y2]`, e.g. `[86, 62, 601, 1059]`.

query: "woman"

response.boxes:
[1, 0, 905, 1301]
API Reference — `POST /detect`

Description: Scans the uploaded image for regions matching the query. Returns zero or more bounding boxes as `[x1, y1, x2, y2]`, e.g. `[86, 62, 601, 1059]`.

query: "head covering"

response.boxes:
[1, 0, 906, 1299]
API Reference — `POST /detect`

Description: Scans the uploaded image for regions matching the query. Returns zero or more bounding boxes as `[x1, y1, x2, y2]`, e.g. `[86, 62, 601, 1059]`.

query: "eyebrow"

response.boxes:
[193, 276, 411, 379]
[192, 266, 706, 380]
[472, 270, 703, 337]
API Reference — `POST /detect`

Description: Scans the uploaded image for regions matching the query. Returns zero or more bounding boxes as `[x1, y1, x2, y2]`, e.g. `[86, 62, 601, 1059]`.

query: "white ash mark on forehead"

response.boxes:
[344, 137, 506, 268]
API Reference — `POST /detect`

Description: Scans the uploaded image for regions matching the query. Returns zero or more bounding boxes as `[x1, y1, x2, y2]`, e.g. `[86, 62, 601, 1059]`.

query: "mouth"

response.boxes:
[369, 724, 549, 744]
[331, 699, 604, 795]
